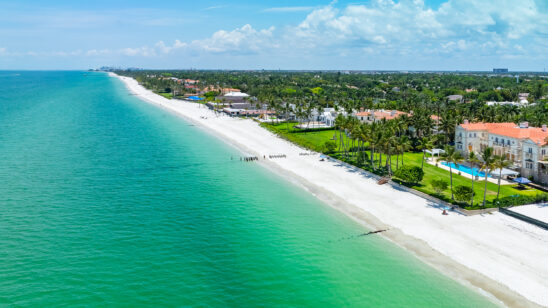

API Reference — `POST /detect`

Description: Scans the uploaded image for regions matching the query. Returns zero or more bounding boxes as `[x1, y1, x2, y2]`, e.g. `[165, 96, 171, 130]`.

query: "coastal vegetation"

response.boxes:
[260, 120, 545, 209]
[123, 70, 548, 131]
[117, 70, 548, 209]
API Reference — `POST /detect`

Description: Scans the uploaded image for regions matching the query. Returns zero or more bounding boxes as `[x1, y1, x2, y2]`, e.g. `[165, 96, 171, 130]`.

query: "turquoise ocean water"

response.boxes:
[0, 71, 496, 307]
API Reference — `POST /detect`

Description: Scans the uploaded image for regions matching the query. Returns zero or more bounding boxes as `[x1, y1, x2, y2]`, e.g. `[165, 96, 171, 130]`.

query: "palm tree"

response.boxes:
[442, 145, 463, 201]
[417, 136, 433, 170]
[479, 147, 495, 207]
[370, 123, 382, 169]
[467, 152, 481, 207]
[440, 115, 456, 145]
[493, 154, 511, 200]
[357, 123, 371, 164]
[394, 141, 403, 170]
[347, 117, 360, 159]
[384, 134, 397, 175]
[399, 135, 412, 167]
[335, 114, 346, 154]
[284, 101, 292, 130]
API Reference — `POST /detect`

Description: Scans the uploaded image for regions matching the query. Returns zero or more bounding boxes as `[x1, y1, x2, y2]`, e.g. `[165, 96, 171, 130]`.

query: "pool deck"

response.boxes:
[427, 159, 515, 185]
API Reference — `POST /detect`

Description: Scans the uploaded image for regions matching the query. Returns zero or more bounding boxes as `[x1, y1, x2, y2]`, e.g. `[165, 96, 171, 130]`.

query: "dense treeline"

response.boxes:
[116, 69, 548, 207]
[116, 70, 548, 134]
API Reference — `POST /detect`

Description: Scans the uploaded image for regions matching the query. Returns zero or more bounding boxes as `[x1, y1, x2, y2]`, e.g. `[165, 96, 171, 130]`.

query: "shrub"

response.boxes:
[454, 185, 474, 203]
[431, 179, 448, 194]
[324, 141, 337, 154]
[496, 194, 548, 207]
[394, 165, 424, 184]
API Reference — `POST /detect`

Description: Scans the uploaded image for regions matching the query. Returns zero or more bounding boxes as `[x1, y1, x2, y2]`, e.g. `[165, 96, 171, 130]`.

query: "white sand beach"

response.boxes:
[113, 73, 548, 307]
[511, 204, 548, 223]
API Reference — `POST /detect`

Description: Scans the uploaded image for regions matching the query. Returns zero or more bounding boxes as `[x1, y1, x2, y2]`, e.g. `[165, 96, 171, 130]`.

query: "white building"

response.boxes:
[455, 121, 548, 185]
[318, 108, 337, 127]
[486, 101, 530, 107]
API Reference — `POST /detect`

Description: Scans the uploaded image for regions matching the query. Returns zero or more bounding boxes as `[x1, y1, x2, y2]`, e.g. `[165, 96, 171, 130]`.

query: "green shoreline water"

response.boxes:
[0, 71, 496, 307]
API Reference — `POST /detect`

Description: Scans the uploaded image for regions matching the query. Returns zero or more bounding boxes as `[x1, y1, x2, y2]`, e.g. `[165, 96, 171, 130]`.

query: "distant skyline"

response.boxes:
[0, 0, 547, 71]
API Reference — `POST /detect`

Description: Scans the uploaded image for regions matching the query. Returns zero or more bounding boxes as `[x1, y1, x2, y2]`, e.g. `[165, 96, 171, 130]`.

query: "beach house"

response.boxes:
[318, 108, 337, 127]
[455, 121, 548, 185]
[216, 91, 250, 103]
[446, 94, 463, 103]
[353, 109, 408, 123]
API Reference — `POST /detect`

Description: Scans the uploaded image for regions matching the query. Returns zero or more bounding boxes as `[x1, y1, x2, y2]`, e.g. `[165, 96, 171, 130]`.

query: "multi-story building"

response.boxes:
[455, 121, 548, 185]
[353, 109, 441, 135]
[353, 109, 408, 123]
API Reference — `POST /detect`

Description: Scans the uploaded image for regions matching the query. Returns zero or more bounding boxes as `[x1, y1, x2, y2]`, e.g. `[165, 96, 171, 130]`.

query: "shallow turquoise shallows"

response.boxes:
[0, 71, 495, 307]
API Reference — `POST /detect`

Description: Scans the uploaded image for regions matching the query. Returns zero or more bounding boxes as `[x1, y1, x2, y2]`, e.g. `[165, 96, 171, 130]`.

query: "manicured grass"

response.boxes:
[261, 122, 545, 209]
[339, 151, 543, 209]
[384, 152, 539, 208]
[260, 122, 349, 152]
[157, 92, 173, 99]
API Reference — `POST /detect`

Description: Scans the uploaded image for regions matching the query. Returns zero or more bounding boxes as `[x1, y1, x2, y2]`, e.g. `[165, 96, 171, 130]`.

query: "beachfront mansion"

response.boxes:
[455, 121, 548, 185]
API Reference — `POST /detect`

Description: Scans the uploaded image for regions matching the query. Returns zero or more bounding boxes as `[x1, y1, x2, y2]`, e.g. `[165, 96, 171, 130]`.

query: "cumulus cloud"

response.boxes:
[287, 0, 547, 53]
[155, 40, 187, 54]
[189, 24, 276, 53]
[4, 0, 547, 68]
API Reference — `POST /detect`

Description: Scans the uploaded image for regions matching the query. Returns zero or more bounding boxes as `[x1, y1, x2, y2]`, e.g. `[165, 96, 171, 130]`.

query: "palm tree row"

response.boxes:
[334, 115, 412, 175]
[442, 145, 511, 207]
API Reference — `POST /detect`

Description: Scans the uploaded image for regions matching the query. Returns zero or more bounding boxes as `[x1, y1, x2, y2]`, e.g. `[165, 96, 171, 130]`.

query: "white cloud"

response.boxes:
[277, 0, 547, 58]
[120, 46, 157, 57]
[155, 40, 187, 54]
[3, 0, 547, 68]
[190, 24, 276, 53]
[204, 5, 228, 11]
[263, 6, 316, 13]
[86, 49, 110, 56]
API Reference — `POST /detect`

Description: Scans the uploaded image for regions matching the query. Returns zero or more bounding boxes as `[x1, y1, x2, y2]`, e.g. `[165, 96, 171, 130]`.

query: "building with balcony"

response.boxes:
[353, 109, 408, 123]
[455, 121, 548, 185]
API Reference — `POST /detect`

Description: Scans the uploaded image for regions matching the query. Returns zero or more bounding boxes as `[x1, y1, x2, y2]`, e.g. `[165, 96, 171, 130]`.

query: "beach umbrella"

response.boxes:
[513, 177, 531, 185]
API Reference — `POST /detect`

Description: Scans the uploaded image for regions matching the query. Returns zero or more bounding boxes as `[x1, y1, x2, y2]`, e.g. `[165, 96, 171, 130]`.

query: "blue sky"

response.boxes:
[0, 0, 546, 70]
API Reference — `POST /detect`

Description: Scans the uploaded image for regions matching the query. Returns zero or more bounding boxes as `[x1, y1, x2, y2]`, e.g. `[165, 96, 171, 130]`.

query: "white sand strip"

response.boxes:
[111, 73, 548, 308]
[510, 204, 548, 222]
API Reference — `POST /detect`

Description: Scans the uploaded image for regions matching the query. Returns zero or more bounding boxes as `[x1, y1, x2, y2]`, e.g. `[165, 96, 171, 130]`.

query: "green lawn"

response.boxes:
[385, 152, 539, 208]
[261, 122, 545, 209]
[260, 122, 349, 152]
[157, 92, 173, 99]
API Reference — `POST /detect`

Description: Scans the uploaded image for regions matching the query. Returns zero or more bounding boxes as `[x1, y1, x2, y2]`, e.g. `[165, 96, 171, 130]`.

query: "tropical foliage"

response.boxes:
[117, 70, 548, 209]
[394, 166, 424, 184]
[119, 70, 548, 131]
[431, 179, 449, 195]
[454, 185, 475, 203]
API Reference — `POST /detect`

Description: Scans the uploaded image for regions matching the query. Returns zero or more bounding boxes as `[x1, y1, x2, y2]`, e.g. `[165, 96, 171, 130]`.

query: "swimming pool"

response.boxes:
[441, 162, 491, 177]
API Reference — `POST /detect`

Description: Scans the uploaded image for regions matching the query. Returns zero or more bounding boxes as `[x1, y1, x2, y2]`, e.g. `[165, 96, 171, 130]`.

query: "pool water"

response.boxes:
[441, 162, 490, 177]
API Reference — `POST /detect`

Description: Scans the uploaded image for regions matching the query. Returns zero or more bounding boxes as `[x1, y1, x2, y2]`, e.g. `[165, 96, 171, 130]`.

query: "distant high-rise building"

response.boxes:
[493, 68, 508, 73]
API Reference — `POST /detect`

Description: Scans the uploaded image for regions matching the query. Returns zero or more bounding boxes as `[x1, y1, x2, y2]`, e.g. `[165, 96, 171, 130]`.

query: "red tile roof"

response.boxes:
[355, 110, 408, 120]
[460, 122, 548, 145]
